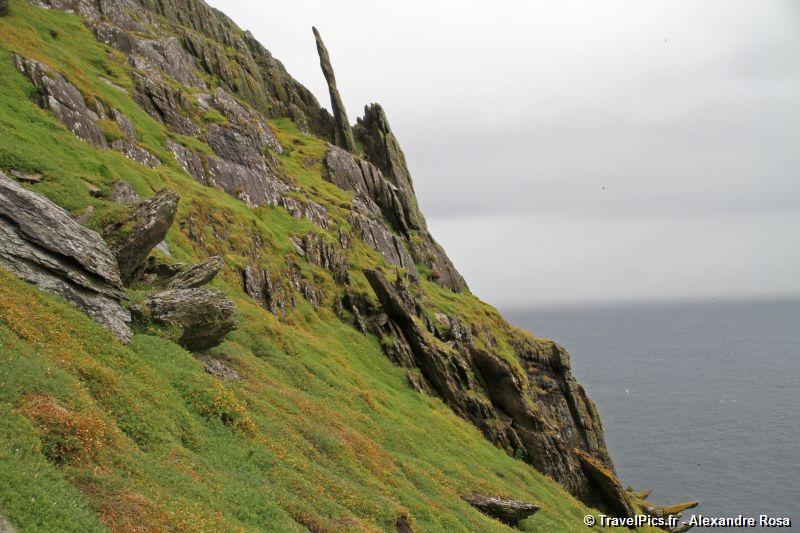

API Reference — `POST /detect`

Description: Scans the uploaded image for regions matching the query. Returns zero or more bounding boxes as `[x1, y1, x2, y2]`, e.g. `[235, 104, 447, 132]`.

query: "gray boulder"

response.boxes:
[112, 189, 180, 283]
[167, 255, 223, 289]
[13, 54, 107, 148]
[462, 494, 539, 527]
[137, 288, 236, 351]
[0, 172, 131, 342]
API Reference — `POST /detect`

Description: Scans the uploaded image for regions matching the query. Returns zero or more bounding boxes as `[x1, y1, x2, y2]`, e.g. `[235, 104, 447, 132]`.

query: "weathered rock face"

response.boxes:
[312, 27, 356, 153]
[206, 87, 282, 155]
[325, 146, 411, 233]
[110, 189, 179, 282]
[107, 179, 142, 207]
[323, 145, 466, 291]
[462, 494, 540, 527]
[0, 172, 131, 341]
[36, 0, 332, 139]
[166, 139, 291, 208]
[13, 54, 107, 148]
[167, 255, 223, 289]
[355, 103, 424, 231]
[133, 71, 200, 136]
[103, 108, 161, 168]
[136, 288, 236, 351]
[15, 53, 160, 167]
[576, 451, 636, 518]
[290, 232, 349, 284]
[361, 269, 633, 517]
[128, 35, 207, 88]
[349, 204, 418, 279]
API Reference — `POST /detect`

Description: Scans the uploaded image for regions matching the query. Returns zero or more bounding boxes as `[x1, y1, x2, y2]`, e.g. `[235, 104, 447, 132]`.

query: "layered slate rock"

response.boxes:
[312, 27, 356, 152]
[353, 105, 467, 292]
[325, 146, 410, 233]
[362, 269, 633, 517]
[133, 71, 200, 136]
[575, 451, 636, 519]
[204, 88, 282, 155]
[166, 139, 291, 208]
[167, 255, 223, 289]
[15, 53, 159, 167]
[355, 103, 425, 230]
[462, 494, 539, 527]
[107, 179, 142, 207]
[128, 35, 207, 88]
[323, 146, 466, 290]
[136, 288, 236, 351]
[104, 108, 160, 168]
[13, 54, 107, 148]
[0, 172, 131, 341]
[111, 189, 179, 282]
[36, 0, 332, 139]
[323, 147, 417, 277]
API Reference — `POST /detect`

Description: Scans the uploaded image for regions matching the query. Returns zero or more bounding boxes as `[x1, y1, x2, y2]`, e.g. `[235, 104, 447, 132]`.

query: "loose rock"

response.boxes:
[111, 189, 180, 283]
[137, 288, 236, 351]
[167, 255, 223, 289]
[462, 494, 539, 527]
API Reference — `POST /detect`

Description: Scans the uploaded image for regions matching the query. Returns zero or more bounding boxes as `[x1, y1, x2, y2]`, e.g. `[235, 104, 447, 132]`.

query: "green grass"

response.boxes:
[0, 1, 655, 531]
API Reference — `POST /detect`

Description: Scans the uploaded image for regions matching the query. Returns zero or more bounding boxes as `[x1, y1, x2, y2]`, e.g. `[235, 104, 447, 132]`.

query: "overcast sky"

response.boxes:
[208, 0, 800, 306]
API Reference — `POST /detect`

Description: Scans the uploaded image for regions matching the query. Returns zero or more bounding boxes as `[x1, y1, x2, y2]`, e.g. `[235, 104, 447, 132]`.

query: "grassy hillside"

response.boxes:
[0, 1, 651, 531]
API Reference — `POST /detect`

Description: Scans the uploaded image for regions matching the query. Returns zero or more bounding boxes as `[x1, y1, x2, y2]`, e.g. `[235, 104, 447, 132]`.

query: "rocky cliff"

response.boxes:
[0, 0, 692, 530]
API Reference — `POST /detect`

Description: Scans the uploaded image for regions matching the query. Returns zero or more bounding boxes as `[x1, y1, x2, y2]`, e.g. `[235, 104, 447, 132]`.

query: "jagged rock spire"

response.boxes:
[312, 26, 357, 153]
[355, 103, 426, 231]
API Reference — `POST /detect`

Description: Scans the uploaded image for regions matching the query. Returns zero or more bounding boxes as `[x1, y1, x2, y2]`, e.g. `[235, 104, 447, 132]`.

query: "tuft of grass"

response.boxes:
[97, 118, 125, 143]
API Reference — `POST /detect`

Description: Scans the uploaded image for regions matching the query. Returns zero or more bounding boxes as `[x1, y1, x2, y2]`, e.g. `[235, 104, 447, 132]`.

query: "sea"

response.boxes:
[503, 298, 800, 531]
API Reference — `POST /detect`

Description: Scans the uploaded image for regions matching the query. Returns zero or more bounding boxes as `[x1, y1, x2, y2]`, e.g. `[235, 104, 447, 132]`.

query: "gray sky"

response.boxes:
[209, 0, 800, 305]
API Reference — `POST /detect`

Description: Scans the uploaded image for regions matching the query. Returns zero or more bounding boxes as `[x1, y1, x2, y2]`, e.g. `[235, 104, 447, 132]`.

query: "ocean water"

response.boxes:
[503, 299, 800, 530]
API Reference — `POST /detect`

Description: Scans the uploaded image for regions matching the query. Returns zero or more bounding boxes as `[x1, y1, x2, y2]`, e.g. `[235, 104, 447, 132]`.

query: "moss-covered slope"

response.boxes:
[0, 1, 665, 531]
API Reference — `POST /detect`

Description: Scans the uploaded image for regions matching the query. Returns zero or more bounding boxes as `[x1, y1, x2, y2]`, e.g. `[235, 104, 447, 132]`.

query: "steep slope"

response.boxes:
[0, 0, 687, 531]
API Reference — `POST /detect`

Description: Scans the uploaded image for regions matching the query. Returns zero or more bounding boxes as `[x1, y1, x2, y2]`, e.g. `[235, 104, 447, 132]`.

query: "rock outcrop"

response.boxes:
[135, 288, 236, 351]
[0, 172, 131, 341]
[14, 53, 159, 167]
[325, 146, 412, 234]
[355, 103, 425, 231]
[110, 189, 179, 283]
[323, 145, 466, 291]
[33, 0, 333, 138]
[462, 494, 540, 527]
[362, 269, 633, 517]
[312, 27, 356, 152]
[13, 54, 107, 148]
